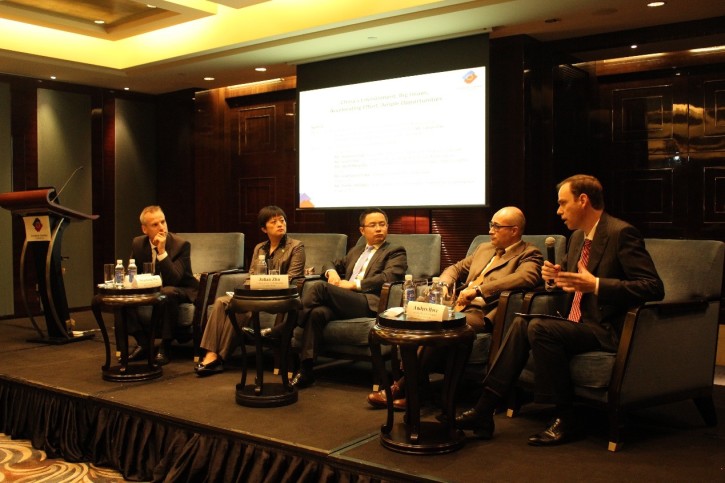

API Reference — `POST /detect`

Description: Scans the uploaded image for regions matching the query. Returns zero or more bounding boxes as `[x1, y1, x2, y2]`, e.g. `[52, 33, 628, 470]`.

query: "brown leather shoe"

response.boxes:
[393, 398, 407, 411]
[367, 381, 404, 409]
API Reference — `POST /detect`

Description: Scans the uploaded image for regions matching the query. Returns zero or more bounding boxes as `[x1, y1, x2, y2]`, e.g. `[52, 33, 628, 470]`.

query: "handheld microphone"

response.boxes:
[545, 236, 556, 291]
[50, 166, 84, 203]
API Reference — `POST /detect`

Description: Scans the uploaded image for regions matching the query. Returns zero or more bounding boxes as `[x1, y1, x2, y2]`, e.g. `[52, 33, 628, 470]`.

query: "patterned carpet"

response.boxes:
[0, 434, 133, 482]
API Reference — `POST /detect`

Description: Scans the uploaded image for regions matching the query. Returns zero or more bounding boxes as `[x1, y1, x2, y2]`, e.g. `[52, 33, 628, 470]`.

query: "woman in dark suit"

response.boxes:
[195, 206, 305, 376]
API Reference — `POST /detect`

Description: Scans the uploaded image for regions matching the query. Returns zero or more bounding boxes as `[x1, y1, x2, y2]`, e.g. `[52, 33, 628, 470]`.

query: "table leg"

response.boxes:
[368, 330, 394, 433]
[251, 312, 264, 395]
[444, 340, 473, 435]
[399, 345, 420, 443]
[91, 296, 111, 371]
[227, 309, 248, 387]
[279, 311, 296, 389]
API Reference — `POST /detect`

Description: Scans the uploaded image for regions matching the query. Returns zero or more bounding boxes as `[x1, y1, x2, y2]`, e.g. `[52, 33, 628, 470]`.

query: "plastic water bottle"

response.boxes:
[256, 254, 268, 275]
[114, 259, 124, 288]
[428, 276, 442, 304]
[127, 258, 137, 285]
[402, 274, 416, 309]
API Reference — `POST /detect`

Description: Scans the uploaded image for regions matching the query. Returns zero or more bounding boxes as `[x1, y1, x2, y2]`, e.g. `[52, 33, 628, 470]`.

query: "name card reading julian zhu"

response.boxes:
[250, 274, 289, 290]
[405, 301, 447, 321]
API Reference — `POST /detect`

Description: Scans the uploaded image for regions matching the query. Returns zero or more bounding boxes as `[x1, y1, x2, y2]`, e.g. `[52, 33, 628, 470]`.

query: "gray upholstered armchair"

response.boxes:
[294, 234, 441, 385]
[507, 238, 724, 451]
[463, 234, 566, 378]
[174, 232, 245, 357]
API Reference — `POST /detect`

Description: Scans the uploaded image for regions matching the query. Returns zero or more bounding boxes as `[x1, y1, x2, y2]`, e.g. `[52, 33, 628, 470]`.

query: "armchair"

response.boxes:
[508, 238, 724, 451]
[464, 234, 566, 379]
[174, 232, 245, 358]
[295, 234, 441, 386]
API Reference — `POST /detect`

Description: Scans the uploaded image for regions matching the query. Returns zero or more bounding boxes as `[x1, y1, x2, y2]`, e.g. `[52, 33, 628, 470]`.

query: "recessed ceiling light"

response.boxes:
[50, 75, 56, 80]
[647, 2, 665, 7]
[94, 20, 105, 24]
[631, 44, 638, 49]
[255, 67, 267, 72]
[124, 87, 130, 91]
[147, 4, 157, 8]
[204, 77, 215, 81]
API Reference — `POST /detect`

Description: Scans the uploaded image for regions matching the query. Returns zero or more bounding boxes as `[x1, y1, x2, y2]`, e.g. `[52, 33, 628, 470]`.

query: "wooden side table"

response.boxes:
[370, 312, 475, 455]
[228, 287, 302, 407]
[91, 286, 164, 382]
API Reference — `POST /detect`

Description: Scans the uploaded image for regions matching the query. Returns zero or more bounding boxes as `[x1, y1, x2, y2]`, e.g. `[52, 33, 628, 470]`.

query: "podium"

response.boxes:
[0, 188, 98, 344]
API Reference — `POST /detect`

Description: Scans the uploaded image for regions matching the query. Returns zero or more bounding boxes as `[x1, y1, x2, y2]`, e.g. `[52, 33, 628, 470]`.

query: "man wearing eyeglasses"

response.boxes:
[455, 175, 663, 446]
[291, 208, 408, 388]
[367, 206, 543, 409]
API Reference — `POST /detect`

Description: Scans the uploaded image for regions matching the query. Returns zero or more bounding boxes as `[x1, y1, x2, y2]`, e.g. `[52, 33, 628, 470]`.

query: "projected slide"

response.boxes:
[299, 66, 486, 209]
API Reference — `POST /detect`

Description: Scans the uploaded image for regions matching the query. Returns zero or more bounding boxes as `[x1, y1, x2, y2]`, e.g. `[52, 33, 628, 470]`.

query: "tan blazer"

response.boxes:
[440, 240, 543, 322]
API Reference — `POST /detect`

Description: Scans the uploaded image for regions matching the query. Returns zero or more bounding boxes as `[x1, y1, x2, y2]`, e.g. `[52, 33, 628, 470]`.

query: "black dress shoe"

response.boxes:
[528, 417, 579, 446]
[120, 345, 146, 363]
[455, 408, 495, 440]
[290, 370, 315, 388]
[195, 359, 224, 377]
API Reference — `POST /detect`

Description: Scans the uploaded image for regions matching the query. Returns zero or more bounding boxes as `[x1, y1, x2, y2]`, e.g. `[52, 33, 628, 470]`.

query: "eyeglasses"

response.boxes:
[362, 222, 387, 229]
[489, 221, 516, 231]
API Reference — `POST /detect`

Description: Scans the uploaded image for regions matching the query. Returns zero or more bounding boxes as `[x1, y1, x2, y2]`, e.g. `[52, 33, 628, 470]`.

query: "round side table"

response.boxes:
[91, 286, 164, 382]
[228, 287, 302, 408]
[370, 311, 475, 455]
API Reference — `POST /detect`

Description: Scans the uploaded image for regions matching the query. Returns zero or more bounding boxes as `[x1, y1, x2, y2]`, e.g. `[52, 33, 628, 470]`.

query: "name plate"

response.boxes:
[405, 301, 447, 321]
[250, 274, 289, 290]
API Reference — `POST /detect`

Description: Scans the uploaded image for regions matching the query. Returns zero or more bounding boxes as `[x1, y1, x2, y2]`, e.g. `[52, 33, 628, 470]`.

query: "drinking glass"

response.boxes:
[440, 281, 456, 319]
[143, 262, 153, 274]
[269, 269, 280, 275]
[103, 264, 115, 288]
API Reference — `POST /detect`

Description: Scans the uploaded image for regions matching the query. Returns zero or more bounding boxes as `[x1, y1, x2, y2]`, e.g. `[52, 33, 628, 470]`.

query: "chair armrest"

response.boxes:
[520, 289, 569, 317]
[488, 289, 527, 365]
[609, 300, 718, 406]
[377, 281, 404, 312]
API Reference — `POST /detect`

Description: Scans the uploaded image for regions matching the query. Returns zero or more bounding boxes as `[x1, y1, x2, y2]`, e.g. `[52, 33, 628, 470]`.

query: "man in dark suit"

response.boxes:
[123, 205, 199, 365]
[367, 206, 543, 409]
[291, 208, 408, 388]
[456, 174, 664, 445]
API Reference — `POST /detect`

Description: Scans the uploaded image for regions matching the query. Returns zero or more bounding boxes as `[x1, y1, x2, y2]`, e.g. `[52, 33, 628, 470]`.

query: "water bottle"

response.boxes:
[428, 276, 442, 304]
[114, 259, 124, 288]
[402, 274, 416, 309]
[256, 254, 268, 275]
[127, 258, 137, 285]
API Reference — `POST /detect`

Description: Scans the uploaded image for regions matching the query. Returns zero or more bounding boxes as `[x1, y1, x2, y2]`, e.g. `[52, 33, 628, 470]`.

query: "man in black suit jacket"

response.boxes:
[291, 208, 408, 388]
[456, 174, 664, 446]
[123, 205, 198, 365]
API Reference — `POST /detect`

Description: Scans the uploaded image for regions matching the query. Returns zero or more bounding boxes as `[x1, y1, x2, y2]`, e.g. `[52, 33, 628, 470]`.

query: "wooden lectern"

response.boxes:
[0, 188, 98, 344]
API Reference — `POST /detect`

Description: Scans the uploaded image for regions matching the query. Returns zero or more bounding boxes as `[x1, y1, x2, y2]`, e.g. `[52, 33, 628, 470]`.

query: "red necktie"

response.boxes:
[567, 239, 592, 323]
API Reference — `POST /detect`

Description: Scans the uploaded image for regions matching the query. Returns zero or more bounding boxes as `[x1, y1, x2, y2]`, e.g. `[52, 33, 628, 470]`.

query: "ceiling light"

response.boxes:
[124, 87, 130, 91]
[50, 75, 56, 80]
[647, 2, 665, 7]
[631, 44, 638, 49]
[147, 4, 157, 8]
[255, 67, 267, 72]
[94, 20, 105, 25]
[204, 77, 215, 81]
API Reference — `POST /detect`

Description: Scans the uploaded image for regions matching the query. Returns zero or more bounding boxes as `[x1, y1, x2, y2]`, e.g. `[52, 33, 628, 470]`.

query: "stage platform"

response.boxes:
[1, 310, 723, 482]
